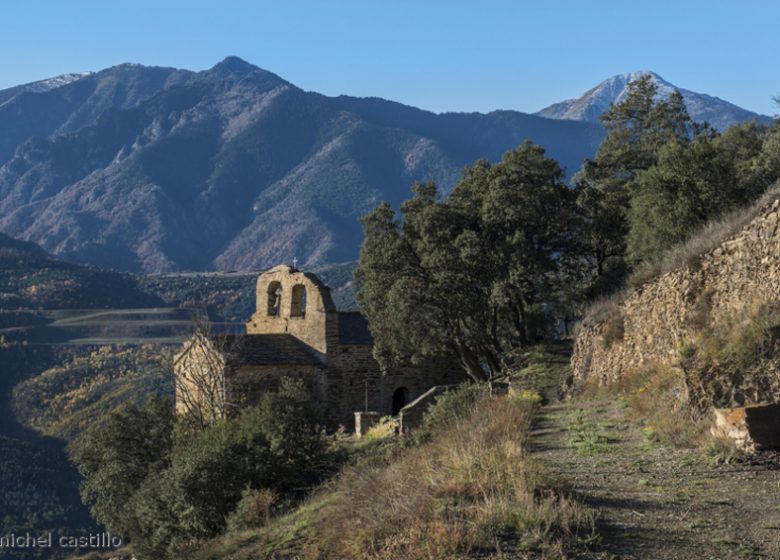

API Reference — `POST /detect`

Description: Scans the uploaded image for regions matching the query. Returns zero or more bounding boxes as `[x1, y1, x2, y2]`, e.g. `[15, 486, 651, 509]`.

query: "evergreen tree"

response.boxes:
[575, 75, 697, 291]
[355, 142, 577, 381]
[75, 397, 175, 538]
[75, 379, 329, 559]
[627, 122, 778, 264]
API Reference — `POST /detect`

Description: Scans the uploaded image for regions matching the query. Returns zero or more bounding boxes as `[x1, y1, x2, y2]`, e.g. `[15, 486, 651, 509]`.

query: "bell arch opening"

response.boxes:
[267, 282, 282, 316]
[291, 284, 307, 318]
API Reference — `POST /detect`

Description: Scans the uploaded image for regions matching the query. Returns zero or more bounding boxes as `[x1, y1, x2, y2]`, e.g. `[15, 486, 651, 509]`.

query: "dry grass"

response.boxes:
[629, 182, 780, 287]
[196, 390, 595, 559]
[601, 365, 708, 448]
[226, 488, 279, 531]
[579, 289, 628, 329]
[306, 393, 594, 559]
[580, 182, 780, 329]
[702, 302, 780, 370]
[600, 313, 625, 348]
[680, 299, 780, 412]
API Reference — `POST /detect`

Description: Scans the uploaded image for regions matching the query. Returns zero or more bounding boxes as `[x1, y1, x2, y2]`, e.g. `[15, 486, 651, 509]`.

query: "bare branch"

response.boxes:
[174, 314, 242, 428]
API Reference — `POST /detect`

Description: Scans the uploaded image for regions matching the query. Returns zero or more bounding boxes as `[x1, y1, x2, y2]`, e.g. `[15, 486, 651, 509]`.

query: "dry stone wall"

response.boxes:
[572, 197, 780, 404]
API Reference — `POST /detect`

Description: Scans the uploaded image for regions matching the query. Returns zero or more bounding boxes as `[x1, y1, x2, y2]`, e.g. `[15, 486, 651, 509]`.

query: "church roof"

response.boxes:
[211, 334, 322, 366]
[337, 312, 374, 345]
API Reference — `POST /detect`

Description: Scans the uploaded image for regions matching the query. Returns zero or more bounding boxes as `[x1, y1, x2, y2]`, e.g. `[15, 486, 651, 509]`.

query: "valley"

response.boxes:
[0, 39, 778, 560]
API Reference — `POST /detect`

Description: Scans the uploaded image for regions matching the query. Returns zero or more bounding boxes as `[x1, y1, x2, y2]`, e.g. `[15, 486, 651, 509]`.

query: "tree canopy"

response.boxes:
[574, 75, 780, 284]
[355, 142, 579, 381]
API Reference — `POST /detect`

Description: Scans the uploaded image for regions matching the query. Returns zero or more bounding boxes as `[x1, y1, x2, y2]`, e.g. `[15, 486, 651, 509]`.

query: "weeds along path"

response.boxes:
[529, 400, 780, 560]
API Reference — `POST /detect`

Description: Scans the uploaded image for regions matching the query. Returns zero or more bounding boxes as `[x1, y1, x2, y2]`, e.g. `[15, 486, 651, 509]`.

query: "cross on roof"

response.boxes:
[293, 256, 298, 268]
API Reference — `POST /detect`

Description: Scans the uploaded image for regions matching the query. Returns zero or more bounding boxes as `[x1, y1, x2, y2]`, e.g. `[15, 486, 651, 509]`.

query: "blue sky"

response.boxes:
[2, 1, 778, 116]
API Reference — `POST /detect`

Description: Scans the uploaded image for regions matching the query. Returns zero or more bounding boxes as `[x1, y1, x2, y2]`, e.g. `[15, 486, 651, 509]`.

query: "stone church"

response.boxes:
[174, 264, 465, 428]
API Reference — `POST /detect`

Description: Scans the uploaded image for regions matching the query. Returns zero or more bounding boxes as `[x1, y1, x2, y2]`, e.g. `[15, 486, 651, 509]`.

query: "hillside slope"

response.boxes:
[571, 185, 780, 410]
[0, 57, 604, 272]
[0, 232, 159, 309]
[0, 64, 194, 165]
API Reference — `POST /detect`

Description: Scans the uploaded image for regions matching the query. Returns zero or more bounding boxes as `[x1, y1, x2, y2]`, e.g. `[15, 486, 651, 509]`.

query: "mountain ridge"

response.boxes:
[536, 70, 773, 131]
[0, 57, 605, 272]
[0, 59, 768, 273]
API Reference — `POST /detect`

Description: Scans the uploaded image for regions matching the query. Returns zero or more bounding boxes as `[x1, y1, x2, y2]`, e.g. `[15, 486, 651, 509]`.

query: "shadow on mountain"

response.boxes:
[0, 345, 100, 560]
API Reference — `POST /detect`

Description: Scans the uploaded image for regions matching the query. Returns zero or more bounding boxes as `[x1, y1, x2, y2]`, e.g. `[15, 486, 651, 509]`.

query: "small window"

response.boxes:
[267, 282, 282, 316]
[290, 284, 307, 318]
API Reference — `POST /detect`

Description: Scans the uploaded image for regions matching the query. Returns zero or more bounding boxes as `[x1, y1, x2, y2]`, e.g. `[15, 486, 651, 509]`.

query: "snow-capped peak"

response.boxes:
[21, 72, 93, 93]
[535, 71, 771, 131]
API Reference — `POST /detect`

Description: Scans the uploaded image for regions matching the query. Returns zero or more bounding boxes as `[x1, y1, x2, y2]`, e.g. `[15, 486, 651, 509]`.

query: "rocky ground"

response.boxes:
[529, 400, 780, 560]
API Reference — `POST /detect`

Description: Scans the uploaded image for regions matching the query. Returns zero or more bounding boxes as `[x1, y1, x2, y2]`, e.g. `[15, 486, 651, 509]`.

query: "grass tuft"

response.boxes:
[567, 409, 613, 455]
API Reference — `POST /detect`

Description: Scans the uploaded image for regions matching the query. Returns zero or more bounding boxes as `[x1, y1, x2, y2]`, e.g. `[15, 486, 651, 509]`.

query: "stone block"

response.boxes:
[711, 403, 780, 451]
[354, 411, 381, 438]
[398, 385, 455, 434]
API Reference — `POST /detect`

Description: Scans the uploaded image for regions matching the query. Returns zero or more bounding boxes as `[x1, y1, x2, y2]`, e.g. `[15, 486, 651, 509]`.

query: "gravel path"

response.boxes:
[529, 400, 780, 559]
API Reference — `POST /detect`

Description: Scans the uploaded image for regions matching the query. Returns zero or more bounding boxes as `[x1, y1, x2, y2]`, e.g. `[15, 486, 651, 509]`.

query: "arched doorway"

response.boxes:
[391, 387, 408, 415]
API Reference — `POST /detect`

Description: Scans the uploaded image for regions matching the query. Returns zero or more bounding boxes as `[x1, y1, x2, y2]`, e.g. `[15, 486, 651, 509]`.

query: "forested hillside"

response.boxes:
[0, 57, 604, 272]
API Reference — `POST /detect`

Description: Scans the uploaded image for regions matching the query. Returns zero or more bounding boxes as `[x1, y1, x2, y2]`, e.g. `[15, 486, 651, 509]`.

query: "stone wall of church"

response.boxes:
[328, 345, 466, 428]
[173, 334, 227, 416]
[246, 265, 338, 360]
[227, 364, 324, 409]
[177, 264, 469, 430]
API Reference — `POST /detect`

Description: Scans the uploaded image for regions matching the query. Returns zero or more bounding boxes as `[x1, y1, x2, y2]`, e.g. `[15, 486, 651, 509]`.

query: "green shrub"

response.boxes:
[75, 397, 175, 537]
[76, 378, 332, 559]
[568, 409, 612, 455]
[417, 383, 485, 437]
[679, 342, 697, 360]
[226, 488, 278, 532]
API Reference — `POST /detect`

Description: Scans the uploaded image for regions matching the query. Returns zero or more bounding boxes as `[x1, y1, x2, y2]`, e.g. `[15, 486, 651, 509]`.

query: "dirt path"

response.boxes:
[529, 400, 780, 560]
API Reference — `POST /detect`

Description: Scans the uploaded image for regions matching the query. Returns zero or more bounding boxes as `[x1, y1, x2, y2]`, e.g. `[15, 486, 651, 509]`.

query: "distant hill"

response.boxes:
[0, 233, 160, 309]
[0, 64, 193, 165]
[536, 70, 773, 131]
[0, 57, 605, 272]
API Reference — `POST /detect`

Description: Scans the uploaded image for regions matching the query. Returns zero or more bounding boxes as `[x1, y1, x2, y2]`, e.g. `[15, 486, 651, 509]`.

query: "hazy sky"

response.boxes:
[2, 1, 778, 116]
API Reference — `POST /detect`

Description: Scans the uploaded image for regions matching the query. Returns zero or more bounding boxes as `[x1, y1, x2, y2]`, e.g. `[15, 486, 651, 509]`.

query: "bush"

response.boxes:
[226, 488, 278, 532]
[415, 383, 486, 439]
[679, 342, 697, 360]
[75, 397, 175, 537]
[76, 378, 332, 559]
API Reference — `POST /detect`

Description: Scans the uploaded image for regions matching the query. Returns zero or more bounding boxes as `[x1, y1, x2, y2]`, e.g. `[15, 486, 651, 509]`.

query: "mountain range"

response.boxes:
[0, 59, 771, 272]
[536, 70, 773, 131]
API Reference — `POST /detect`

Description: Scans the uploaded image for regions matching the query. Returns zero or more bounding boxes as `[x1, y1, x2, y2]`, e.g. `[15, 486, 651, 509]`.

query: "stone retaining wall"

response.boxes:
[571, 197, 780, 405]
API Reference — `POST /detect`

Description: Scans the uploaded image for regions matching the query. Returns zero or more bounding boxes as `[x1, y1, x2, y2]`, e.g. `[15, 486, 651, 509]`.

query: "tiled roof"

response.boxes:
[210, 334, 321, 366]
[337, 312, 373, 345]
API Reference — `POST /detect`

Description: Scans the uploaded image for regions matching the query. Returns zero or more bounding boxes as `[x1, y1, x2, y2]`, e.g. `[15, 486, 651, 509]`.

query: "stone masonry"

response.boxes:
[175, 265, 466, 428]
[571, 196, 780, 407]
